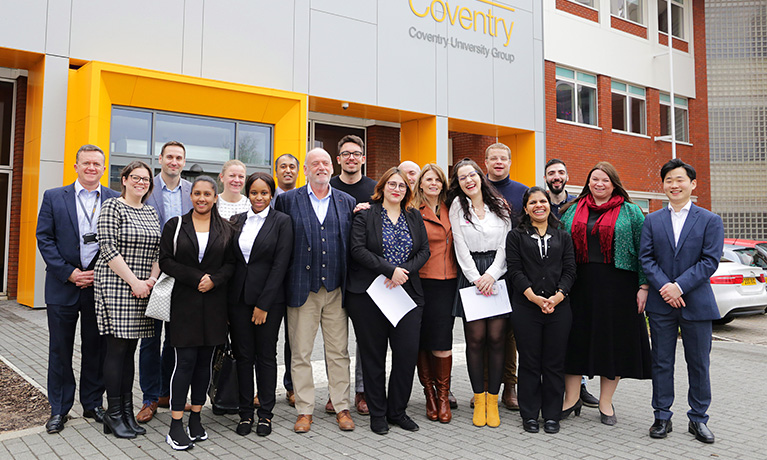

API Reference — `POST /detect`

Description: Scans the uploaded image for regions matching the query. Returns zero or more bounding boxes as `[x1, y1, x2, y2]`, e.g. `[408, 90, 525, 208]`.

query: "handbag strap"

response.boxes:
[172, 215, 182, 255]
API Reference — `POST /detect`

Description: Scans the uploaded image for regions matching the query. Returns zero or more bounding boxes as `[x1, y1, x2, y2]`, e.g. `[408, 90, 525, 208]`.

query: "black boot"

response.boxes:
[122, 394, 146, 435]
[103, 396, 136, 439]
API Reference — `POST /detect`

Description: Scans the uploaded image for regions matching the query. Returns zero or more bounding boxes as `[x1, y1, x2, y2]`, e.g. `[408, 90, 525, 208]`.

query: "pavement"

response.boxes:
[1, 299, 766, 459]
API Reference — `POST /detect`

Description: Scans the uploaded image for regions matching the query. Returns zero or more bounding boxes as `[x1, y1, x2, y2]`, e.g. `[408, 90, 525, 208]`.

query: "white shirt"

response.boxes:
[217, 195, 251, 220]
[668, 200, 692, 246]
[74, 180, 101, 268]
[239, 206, 270, 263]
[448, 197, 512, 283]
[308, 185, 332, 224]
[196, 232, 209, 263]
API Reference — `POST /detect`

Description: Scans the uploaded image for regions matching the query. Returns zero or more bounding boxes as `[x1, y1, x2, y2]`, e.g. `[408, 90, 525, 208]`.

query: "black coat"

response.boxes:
[159, 212, 235, 348]
[347, 203, 430, 306]
[228, 209, 293, 311]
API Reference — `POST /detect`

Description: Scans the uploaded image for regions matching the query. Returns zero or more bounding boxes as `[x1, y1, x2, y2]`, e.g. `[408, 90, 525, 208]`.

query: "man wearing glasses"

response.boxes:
[329, 134, 375, 416]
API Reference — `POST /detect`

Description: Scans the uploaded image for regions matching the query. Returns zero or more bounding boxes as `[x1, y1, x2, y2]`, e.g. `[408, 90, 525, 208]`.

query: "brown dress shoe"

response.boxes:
[286, 390, 295, 407]
[136, 401, 158, 423]
[157, 396, 170, 408]
[502, 384, 520, 410]
[294, 414, 313, 433]
[253, 393, 261, 408]
[336, 409, 355, 431]
[355, 392, 369, 415]
[325, 398, 335, 414]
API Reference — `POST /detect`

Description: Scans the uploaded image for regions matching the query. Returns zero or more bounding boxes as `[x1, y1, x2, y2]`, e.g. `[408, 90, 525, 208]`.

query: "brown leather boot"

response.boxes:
[417, 350, 438, 421]
[434, 355, 453, 423]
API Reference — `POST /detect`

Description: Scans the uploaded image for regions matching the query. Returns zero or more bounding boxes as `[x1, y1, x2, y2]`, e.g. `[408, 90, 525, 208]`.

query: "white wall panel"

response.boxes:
[311, 0, 377, 24]
[45, 0, 72, 57]
[69, 0, 184, 73]
[201, 1, 295, 92]
[0, 0, 47, 53]
[182, 0, 204, 77]
[308, 10, 377, 105]
[293, 0, 311, 93]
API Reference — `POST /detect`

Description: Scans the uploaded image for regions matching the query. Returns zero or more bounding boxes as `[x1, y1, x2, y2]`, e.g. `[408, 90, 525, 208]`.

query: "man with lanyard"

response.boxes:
[37, 144, 120, 433]
[136, 141, 193, 423]
[544, 158, 599, 407]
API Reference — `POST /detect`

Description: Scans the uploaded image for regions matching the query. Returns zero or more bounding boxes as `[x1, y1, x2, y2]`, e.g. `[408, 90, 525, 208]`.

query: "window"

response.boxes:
[659, 93, 689, 142]
[572, 0, 595, 7]
[109, 107, 273, 188]
[612, 0, 642, 24]
[611, 82, 646, 134]
[556, 67, 598, 126]
[658, 0, 684, 39]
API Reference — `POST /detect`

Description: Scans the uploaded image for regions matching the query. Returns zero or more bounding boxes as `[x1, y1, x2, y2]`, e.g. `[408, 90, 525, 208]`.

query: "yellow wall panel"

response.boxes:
[401, 117, 437, 166]
[500, 132, 536, 187]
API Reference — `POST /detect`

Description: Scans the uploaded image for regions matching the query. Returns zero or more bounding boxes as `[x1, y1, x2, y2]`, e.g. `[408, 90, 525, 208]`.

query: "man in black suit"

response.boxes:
[36, 144, 120, 433]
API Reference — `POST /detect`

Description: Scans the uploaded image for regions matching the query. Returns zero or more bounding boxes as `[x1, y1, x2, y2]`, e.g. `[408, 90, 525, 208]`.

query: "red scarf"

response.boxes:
[571, 194, 624, 264]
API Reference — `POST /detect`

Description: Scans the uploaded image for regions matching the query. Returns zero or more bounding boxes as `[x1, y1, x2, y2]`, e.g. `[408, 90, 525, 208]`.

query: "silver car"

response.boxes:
[713, 244, 767, 324]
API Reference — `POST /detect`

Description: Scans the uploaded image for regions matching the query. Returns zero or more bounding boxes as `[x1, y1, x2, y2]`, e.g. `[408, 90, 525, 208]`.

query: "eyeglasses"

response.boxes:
[128, 174, 151, 184]
[339, 151, 364, 159]
[386, 181, 408, 192]
[457, 171, 479, 182]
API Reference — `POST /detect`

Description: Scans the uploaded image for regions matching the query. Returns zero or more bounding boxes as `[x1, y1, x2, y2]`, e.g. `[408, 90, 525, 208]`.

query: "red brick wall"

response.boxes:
[556, 0, 599, 22]
[365, 125, 400, 181]
[659, 33, 690, 53]
[448, 132, 496, 176]
[611, 16, 647, 39]
[687, 0, 711, 209]
[8, 77, 26, 299]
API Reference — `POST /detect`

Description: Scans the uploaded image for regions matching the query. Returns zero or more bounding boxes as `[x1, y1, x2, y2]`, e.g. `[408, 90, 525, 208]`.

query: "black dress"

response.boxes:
[564, 209, 651, 380]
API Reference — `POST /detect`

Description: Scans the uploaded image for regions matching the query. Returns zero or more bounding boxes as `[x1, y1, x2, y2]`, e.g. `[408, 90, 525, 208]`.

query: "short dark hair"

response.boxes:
[246, 171, 276, 197]
[338, 135, 365, 154]
[545, 158, 567, 171]
[160, 141, 186, 157]
[76, 144, 105, 162]
[660, 158, 696, 181]
[275, 153, 299, 169]
[120, 161, 154, 203]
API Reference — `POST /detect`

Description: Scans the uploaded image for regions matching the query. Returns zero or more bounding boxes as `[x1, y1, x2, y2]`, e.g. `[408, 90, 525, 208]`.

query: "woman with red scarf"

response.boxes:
[559, 162, 651, 426]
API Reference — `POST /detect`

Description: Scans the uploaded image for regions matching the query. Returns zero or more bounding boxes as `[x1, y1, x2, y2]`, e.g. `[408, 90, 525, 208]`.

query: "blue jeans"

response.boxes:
[138, 319, 174, 403]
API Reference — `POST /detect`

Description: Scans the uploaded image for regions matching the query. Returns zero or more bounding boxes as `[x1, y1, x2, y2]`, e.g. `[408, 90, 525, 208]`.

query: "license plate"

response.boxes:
[743, 277, 757, 286]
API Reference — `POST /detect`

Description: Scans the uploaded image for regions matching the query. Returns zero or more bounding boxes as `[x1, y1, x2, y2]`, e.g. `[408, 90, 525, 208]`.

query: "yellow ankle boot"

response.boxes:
[473, 393, 486, 427]
[486, 393, 500, 427]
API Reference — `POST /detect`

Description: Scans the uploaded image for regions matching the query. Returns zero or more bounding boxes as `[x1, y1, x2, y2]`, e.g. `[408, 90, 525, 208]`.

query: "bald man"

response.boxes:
[398, 161, 421, 190]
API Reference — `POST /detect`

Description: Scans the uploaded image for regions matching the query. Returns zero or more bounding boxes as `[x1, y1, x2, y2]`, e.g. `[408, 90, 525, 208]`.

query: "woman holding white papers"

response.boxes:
[448, 158, 512, 428]
[347, 167, 430, 435]
[506, 187, 576, 434]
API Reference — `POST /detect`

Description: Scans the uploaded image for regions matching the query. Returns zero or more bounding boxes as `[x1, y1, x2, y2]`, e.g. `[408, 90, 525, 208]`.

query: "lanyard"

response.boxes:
[77, 190, 100, 230]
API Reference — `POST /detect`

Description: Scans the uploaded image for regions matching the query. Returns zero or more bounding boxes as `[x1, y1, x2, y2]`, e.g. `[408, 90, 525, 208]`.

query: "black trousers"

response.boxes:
[229, 301, 286, 420]
[46, 287, 105, 415]
[169, 346, 215, 412]
[511, 302, 572, 421]
[346, 291, 422, 419]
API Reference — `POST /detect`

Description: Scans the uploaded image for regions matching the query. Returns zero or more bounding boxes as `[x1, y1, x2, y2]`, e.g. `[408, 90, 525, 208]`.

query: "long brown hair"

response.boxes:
[411, 163, 448, 212]
[560, 161, 632, 213]
[371, 167, 413, 209]
[447, 158, 511, 225]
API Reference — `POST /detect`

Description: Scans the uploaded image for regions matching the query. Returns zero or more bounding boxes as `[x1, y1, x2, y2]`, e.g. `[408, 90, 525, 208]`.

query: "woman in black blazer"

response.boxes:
[347, 167, 430, 435]
[158, 176, 235, 450]
[505, 186, 576, 434]
[228, 172, 293, 437]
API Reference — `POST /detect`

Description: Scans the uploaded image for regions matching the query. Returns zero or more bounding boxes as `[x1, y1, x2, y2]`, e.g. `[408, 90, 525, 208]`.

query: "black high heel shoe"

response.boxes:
[600, 404, 617, 426]
[561, 399, 582, 419]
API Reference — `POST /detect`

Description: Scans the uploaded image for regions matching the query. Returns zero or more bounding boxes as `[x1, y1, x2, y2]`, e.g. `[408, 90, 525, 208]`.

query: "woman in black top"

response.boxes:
[346, 167, 430, 435]
[228, 172, 293, 437]
[506, 187, 576, 434]
[159, 176, 235, 450]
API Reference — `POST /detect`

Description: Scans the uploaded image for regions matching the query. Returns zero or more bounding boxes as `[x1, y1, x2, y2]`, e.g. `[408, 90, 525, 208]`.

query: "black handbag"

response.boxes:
[208, 340, 240, 415]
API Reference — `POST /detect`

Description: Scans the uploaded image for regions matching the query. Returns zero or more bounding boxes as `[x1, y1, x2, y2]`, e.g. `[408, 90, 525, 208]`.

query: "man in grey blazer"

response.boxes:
[136, 141, 193, 423]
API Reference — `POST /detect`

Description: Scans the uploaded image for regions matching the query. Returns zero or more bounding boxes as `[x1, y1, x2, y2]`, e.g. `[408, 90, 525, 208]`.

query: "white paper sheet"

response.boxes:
[459, 279, 512, 322]
[365, 274, 418, 327]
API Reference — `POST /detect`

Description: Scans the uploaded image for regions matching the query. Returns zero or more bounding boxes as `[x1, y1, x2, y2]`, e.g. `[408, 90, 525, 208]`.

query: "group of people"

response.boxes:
[37, 136, 723, 450]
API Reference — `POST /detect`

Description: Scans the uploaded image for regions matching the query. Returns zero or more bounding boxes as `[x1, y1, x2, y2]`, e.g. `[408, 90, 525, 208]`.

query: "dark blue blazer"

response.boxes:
[639, 204, 724, 321]
[36, 182, 120, 306]
[144, 174, 192, 228]
[274, 185, 356, 308]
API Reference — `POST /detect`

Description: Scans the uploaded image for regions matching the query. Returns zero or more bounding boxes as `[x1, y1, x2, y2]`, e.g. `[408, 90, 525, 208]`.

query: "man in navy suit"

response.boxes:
[275, 148, 357, 434]
[639, 158, 723, 444]
[36, 144, 120, 433]
[136, 141, 193, 423]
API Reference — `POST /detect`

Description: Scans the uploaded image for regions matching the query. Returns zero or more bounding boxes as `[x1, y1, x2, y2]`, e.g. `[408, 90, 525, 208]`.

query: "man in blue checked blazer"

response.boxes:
[36, 144, 120, 434]
[275, 147, 357, 433]
[639, 158, 723, 444]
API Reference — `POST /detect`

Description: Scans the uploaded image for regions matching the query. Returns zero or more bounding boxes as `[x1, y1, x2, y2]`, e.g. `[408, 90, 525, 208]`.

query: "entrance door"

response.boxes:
[0, 80, 15, 295]
[310, 122, 365, 177]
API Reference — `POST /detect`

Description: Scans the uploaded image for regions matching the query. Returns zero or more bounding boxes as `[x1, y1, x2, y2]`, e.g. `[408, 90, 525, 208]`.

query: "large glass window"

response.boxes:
[659, 93, 689, 142]
[109, 107, 273, 189]
[658, 0, 684, 39]
[612, 0, 643, 24]
[611, 81, 646, 134]
[556, 67, 598, 126]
